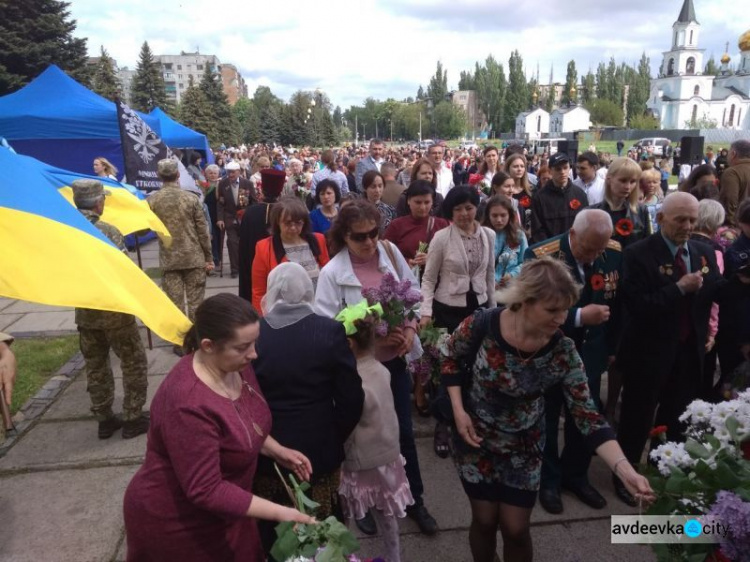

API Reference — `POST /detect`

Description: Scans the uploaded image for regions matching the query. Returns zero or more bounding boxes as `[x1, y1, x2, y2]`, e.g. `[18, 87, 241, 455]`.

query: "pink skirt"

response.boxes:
[338, 455, 414, 520]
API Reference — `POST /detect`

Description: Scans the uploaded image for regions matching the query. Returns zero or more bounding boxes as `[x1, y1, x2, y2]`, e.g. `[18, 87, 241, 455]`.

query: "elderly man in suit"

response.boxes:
[354, 138, 385, 192]
[525, 209, 623, 513]
[615, 192, 750, 505]
[217, 161, 255, 278]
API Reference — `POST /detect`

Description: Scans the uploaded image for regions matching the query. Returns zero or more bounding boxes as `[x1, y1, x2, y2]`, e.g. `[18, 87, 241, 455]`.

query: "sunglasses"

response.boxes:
[348, 227, 379, 242]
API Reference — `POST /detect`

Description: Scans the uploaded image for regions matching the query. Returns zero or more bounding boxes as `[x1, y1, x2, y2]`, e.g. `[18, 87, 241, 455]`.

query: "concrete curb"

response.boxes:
[0, 351, 85, 458]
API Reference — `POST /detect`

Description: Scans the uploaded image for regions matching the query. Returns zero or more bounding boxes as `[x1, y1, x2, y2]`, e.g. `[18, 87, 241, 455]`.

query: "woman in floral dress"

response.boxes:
[443, 257, 654, 562]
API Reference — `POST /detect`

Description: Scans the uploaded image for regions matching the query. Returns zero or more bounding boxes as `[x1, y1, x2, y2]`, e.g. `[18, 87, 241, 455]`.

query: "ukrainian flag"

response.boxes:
[0, 148, 190, 345]
[12, 152, 172, 245]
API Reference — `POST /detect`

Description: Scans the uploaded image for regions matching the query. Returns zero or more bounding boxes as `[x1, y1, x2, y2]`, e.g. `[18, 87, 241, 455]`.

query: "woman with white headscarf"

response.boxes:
[251, 263, 365, 558]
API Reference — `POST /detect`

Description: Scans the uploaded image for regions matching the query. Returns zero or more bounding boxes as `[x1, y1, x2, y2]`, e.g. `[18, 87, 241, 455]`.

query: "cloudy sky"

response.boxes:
[68, 0, 747, 109]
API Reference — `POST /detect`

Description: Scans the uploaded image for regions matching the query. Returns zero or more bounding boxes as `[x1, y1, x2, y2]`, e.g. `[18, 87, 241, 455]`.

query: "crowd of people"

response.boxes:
[5, 137, 748, 562]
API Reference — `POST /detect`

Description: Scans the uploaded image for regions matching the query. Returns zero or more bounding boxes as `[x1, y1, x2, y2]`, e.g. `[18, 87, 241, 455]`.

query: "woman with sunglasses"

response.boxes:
[314, 199, 439, 538]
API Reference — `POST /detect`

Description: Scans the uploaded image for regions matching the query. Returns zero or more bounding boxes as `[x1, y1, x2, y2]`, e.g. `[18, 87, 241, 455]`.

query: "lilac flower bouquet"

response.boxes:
[408, 321, 449, 387]
[361, 272, 421, 337]
[708, 491, 750, 561]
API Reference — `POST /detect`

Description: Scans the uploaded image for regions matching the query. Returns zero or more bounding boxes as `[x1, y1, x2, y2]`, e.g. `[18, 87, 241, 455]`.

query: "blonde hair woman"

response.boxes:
[589, 157, 651, 248]
[93, 157, 118, 180]
[504, 153, 533, 233]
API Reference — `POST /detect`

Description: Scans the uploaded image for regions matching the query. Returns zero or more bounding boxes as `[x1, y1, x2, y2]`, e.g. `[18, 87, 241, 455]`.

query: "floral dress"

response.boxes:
[442, 308, 614, 506]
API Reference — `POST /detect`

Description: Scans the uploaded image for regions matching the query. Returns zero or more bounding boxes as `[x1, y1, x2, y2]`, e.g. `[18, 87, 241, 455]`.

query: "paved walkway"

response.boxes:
[0, 240, 656, 562]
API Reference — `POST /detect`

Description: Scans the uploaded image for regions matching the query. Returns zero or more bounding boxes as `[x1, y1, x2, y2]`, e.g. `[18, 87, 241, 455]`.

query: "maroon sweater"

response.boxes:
[123, 356, 271, 561]
[384, 215, 449, 261]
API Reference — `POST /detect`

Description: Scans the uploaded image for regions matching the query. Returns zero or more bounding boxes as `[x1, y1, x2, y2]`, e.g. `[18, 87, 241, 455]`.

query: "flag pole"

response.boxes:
[134, 235, 154, 350]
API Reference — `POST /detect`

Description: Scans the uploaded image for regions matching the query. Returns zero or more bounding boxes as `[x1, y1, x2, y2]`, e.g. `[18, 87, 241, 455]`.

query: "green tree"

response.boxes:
[581, 71, 596, 104]
[595, 62, 607, 100]
[427, 61, 448, 108]
[432, 101, 467, 139]
[629, 113, 660, 130]
[0, 0, 89, 94]
[561, 60, 578, 106]
[475, 55, 506, 137]
[503, 50, 530, 131]
[91, 46, 120, 101]
[626, 53, 652, 125]
[178, 75, 213, 139]
[416, 85, 425, 100]
[332, 106, 343, 127]
[249, 86, 284, 144]
[232, 97, 260, 144]
[586, 98, 624, 126]
[199, 64, 239, 145]
[130, 41, 168, 112]
[704, 56, 719, 76]
[458, 70, 476, 90]
[684, 113, 718, 129]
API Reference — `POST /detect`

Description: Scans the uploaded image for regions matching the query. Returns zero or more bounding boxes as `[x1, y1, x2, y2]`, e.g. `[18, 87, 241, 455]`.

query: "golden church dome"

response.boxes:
[739, 30, 750, 52]
[721, 52, 731, 64]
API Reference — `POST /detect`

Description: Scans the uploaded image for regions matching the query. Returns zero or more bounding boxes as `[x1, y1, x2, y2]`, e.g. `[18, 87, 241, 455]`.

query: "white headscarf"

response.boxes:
[261, 262, 315, 329]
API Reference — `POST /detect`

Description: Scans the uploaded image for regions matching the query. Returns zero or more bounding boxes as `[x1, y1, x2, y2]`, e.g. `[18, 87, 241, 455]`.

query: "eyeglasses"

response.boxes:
[348, 227, 379, 242]
[282, 220, 304, 228]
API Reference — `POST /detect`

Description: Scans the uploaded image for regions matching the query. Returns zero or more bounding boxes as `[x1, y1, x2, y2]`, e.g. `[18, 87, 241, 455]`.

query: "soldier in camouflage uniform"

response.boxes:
[0, 331, 16, 444]
[148, 159, 213, 354]
[72, 179, 150, 439]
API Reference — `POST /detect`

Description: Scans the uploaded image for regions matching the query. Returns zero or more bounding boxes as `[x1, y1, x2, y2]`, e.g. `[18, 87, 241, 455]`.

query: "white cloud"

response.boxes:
[68, 0, 748, 108]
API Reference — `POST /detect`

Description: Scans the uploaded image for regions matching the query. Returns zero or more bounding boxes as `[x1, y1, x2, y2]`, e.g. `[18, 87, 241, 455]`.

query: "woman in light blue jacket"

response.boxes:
[482, 195, 528, 288]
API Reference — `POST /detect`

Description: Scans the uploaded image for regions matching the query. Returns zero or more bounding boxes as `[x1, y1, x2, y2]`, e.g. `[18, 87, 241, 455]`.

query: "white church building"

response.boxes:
[647, 0, 750, 130]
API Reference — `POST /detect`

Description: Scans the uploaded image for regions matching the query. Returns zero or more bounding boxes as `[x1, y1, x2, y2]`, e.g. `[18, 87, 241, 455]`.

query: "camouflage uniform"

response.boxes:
[148, 160, 212, 321]
[0, 331, 13, 443]
[73, 181, 149, 422]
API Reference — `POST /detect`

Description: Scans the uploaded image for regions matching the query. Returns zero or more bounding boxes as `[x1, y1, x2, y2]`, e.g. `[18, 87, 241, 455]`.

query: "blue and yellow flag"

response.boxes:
[11, 152, 172, 245]
[0, 148, 190, 344]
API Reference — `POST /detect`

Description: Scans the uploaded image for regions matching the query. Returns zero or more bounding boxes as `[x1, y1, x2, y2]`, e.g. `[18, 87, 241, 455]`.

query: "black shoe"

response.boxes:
[563, 482, 607, 509]
[122, 415, 150, 439]
[538, 487, 563, 514]
[612, 475, 638, 507]
[354, 511, 377, 536]
[433, 422, 450, 459]
[98, 415, 123, 439]
[407, 504, 438, 536]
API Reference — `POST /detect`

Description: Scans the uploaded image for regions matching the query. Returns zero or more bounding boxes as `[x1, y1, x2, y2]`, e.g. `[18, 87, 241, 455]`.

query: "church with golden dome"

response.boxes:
[647, 0, 749, 129]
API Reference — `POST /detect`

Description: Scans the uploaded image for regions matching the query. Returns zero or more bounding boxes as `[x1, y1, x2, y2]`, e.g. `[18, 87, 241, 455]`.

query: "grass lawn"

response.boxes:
[10, 335, 80, 415]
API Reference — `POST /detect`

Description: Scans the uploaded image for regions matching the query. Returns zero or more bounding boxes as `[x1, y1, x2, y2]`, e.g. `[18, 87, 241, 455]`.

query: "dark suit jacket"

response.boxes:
[238, 203, 273, 302]
[618, 233, 747, 381]
[217, 177, 255, 225]
[253, 314, 364, 476]
[524, 232, 623, 355]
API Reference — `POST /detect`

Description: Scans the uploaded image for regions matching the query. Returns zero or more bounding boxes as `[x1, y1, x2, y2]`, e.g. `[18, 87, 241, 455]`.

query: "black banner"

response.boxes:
[116, 100, 171, 192]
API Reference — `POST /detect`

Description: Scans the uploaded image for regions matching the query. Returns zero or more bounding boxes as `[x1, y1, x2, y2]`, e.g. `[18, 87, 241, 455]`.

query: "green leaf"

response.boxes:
[685, 439, 711, 459]
[270, 524, 302, 561]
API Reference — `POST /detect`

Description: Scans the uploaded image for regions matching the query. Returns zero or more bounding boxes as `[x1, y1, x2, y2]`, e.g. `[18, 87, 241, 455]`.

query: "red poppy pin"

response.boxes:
[520, 195, 531, 208]
[569, 199, 582, 210]
[236, 209, 246, 222]
[591, 273, 605, 291]
[615, 218, 634, 237]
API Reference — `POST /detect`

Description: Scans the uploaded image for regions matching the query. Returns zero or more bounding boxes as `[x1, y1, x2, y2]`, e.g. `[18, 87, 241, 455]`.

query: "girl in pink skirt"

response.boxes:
[335, 303, 414, 562]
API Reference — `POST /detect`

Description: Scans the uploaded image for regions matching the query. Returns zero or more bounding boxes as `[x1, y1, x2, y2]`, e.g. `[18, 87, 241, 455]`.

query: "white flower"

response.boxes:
[679, 400, 713, 425]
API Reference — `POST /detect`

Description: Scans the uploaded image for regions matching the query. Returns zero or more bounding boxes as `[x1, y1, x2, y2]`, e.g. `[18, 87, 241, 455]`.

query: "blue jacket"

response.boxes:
[494, 229, 528, 283]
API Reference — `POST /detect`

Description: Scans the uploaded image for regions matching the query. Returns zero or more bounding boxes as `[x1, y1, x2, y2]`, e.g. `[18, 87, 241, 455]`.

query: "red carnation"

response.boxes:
[569, 199, 582, 210]
[649, 425, 668, 438]
[590, 274, 605, 291]
[615, 218, 634, 237]
[468, 173, 483, 186]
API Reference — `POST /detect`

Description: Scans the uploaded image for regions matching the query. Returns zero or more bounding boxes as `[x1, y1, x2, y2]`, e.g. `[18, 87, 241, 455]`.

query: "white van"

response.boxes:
[636, 137, 671, 157]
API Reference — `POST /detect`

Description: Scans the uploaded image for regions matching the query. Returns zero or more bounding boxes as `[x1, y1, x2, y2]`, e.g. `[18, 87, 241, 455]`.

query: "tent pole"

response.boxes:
[134, 236, 154, 350]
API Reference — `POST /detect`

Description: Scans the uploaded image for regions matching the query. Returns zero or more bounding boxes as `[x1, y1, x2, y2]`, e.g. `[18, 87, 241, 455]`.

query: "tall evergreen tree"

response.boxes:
[332, 106, 343, 127]
[232, 97, 260, 144]
[458, 70, 476, 90]
[704, 56, 719, 76]
[178, 75, 213, 139]
[427, 61, 449, 107]
[475, 56, 506, 137]
[503, 50, 529, 131]
[130, 41, 168, 112]
[416, 85, 425, 100]
[581, 71, 596, 104]
[561, 60, 578, 106]
[92, 46, 121, 101]
[0, 0, 89, 94]
[595, 62, 607, 101]
[199, 64, 238, 145]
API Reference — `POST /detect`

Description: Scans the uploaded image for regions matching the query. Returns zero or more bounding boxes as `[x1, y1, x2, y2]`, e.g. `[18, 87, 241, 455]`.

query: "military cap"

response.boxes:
[71, 179, 110, 200]
[157, 158, 179, 176]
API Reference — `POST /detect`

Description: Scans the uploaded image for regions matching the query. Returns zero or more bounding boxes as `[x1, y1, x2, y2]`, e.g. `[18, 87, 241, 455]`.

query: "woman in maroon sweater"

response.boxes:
[123, 294, 313, 562]
[384, 180, 449, 267]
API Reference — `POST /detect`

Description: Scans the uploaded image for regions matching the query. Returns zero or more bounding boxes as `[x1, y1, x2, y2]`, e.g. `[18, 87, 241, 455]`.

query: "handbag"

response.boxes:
[431, 307, 499, 424]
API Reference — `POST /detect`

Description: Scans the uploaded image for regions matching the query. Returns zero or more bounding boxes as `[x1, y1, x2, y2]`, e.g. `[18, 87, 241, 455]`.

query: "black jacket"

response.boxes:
[238, 203, 273, 301]
[253, 314, 364, 477]
[529, 180, 589, 244]
[588, 200, 652, 249]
